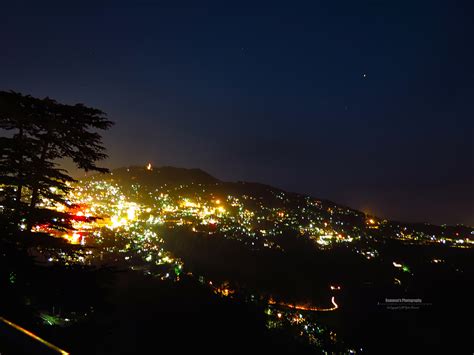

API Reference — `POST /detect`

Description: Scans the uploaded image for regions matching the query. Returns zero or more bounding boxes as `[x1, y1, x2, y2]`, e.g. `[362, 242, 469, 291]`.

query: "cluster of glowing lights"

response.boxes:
[62, 232, 83, 245]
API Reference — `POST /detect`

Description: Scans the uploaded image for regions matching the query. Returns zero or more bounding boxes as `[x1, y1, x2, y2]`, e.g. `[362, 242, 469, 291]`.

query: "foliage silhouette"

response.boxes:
[0, 90, 113, 231]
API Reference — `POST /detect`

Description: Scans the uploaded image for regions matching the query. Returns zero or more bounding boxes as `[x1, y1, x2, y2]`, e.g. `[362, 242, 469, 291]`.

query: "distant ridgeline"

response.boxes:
[82, 165, 473, 244]
[100, 166, 220, 186]
[85, 165, 310, 207]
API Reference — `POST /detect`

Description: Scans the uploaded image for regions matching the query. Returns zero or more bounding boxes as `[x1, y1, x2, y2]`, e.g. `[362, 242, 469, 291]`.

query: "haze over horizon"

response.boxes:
[2, 1, 473, 225]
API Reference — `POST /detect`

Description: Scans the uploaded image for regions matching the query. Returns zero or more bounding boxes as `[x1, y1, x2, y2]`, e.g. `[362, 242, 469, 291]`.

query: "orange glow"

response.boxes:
[0, 316, 69, 354]
[62, 232, 82, 244]
[268, 297, 338, 312]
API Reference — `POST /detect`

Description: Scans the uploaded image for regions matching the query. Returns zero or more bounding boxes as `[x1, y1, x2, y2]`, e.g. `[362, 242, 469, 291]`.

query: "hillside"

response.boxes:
[86, 165, 472, 243]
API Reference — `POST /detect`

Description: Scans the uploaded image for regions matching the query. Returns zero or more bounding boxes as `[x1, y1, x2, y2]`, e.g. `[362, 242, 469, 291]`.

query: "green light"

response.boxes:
[40, 313, 62, 326]
[9, 272, 16, 284]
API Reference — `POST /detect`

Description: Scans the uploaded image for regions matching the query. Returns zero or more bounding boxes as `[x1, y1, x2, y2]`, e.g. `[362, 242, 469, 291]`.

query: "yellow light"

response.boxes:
[110, 216, 119, 228]
[72, 232, 81, 243]
[56, 204, 66, 212]
[182, 199, 197, 208]
[109, 215, 128, 229]
[146, 163, 152, 171]
[127, 205, 136, 220]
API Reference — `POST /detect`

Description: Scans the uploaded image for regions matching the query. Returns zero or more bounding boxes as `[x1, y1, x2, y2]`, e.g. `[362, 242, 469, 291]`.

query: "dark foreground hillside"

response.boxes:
[0, 232, 316, 355]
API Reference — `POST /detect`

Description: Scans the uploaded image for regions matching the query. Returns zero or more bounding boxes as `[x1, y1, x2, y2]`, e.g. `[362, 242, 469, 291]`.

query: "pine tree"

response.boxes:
[0, 91, 41, 224]
[0, 90, 113, 232]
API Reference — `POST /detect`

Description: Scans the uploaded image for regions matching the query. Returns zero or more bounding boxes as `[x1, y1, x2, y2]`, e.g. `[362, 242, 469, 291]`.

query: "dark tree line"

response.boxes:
[0, 90, 113, 231]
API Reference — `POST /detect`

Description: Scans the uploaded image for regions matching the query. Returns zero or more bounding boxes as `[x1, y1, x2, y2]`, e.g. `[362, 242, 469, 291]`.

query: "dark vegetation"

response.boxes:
[0, 229, 317, 355]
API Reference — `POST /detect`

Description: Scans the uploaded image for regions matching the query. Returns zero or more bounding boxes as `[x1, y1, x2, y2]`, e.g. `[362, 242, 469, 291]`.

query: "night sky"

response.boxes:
[1, 1, 473, 225]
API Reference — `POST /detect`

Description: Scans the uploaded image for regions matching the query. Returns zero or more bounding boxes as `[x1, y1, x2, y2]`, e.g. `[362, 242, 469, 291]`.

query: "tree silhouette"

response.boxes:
[0, 90, 113, 231]
[0, 92, 41, 224]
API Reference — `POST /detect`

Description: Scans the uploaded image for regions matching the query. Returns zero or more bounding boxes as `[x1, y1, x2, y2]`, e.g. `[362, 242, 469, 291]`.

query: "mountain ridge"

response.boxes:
[84, 165, 472, 230]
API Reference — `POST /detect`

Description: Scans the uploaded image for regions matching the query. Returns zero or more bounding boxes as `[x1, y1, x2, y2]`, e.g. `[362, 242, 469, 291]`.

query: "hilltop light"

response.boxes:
[146, 163, 152, 171]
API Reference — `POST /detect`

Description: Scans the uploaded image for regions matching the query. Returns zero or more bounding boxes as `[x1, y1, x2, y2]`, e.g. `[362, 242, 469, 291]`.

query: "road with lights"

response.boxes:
[269, 296, 339, 312]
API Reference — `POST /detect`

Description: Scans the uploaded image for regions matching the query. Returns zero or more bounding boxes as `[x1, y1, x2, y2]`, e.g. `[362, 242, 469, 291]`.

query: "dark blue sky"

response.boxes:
[1, 1, 473, 225]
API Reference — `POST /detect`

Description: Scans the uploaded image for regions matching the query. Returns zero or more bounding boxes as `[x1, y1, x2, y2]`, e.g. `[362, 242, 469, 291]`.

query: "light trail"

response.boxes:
[0, 316, 69, 354]
[269, 296, 339, 312]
